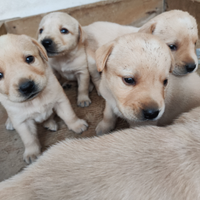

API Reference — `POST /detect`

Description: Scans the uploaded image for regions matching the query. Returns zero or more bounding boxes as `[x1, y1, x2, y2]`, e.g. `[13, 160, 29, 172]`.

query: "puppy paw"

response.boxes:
[95, 120, 113, 136]
[68, 119, 88, 134]
[62, 81, 72, 89]
[43, 119, 58, 132]
[77, 95, 91, 107]
[23, 144, 41, 164]
[5, 118, 15, 131]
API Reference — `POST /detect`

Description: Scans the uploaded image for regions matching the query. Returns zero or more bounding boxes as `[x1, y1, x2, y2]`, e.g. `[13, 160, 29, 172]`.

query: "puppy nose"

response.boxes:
[185, 63, 196, 73]
[143, 109, 159, 120]
[42, 39, 52, 49]
[19, 80, 36, 95]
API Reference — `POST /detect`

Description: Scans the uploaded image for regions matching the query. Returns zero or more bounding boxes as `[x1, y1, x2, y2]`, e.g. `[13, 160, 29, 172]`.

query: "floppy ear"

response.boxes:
[95, 41, 115, 72]
[78, 24, 86, 44]
[31, 38, 48, 62]
[138, 22, 156, 34]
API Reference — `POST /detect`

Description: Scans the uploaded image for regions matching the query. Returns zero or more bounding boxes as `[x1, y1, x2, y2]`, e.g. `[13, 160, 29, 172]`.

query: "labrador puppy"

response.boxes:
[83, 10, 198, 93]
[96, 32, 200, 135]
[37, 12, 91, 107]
[0, 34, 88, 163]
[96, 32, 173, 135]
[1, 106, 200, 199]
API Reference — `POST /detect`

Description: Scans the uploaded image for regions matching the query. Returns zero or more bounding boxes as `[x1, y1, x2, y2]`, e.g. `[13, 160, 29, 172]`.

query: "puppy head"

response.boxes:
[0, 34, 48, 102]
[37, 12, 84, 57]
[139, 10, 198, 76]
[96, 33, 174, 122]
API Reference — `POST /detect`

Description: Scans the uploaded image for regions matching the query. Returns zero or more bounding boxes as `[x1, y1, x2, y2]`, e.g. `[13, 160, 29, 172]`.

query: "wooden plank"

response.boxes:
[0, 22, 7, 36]
[165, 0, 200, 37]
[5, 0, 163, 38]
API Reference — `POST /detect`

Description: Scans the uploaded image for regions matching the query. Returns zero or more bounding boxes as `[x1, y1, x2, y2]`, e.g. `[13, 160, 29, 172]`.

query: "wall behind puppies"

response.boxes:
[0, 0, 101, 21]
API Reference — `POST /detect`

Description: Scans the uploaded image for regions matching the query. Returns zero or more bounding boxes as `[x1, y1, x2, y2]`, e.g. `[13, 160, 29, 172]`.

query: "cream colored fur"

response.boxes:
[38, 12, 91, 107]
[84, 10, 198, 93]
[0, 34, 88, 163]
[1, 106, 200, 199]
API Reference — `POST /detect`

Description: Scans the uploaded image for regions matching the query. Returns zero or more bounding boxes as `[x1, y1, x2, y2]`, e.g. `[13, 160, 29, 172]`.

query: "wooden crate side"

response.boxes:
[5, 0, 163, 38]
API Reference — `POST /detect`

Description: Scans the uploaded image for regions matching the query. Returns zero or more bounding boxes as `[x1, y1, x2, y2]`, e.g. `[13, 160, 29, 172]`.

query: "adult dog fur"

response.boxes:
[1, 106, 200, 199]
[84, 10, 198, 93]
[0, 34, 88, 163]
[38, 12, 91, 107]
[95, 32, 200, 135]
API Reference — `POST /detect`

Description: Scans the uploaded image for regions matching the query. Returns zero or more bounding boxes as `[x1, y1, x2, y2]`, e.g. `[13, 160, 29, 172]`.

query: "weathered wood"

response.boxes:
[5, 0, 163, 38]
[0, 22, 7, 36]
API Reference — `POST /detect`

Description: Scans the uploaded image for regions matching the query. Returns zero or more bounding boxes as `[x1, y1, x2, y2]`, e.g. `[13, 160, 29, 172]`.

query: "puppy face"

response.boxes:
[96, 33, 174, 122]
[38, 12, 83, 57]
[0, 34, 48, 102]
[139, 10, 198, 76]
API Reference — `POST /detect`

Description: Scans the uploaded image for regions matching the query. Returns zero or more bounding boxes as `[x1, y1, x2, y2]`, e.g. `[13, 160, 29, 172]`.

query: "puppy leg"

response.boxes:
[96, 102, 117, 135]
[54, 92, 88, 134]
[43, 113, 58, 132]
[5, 118, 15, 131]
[76, 70, 91, 107]
[14, 120, 40, 164]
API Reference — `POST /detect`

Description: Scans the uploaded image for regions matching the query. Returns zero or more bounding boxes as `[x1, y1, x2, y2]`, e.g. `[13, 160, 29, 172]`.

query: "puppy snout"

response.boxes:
[19, 80, 36, 96]
[142, 109, 160, 120]
[42, 39, 53, 49]
[185, 62, 196, 73]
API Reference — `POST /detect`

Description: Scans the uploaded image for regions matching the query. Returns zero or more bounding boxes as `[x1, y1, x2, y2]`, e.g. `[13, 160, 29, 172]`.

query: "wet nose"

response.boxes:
[143, 109, 160, 120]
[42, 39, 52, 49]
[185, 63, 196, 73]
[19, 80, 36, 96]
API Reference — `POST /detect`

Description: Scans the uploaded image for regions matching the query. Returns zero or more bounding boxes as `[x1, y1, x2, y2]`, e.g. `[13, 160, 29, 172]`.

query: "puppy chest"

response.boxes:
[32, 103, 54, 123]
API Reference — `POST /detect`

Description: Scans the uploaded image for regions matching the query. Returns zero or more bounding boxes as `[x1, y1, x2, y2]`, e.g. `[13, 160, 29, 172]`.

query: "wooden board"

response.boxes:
[5, 0, 163, 38]
[165, 0, 200, 37]
[0, 22, 7, 36]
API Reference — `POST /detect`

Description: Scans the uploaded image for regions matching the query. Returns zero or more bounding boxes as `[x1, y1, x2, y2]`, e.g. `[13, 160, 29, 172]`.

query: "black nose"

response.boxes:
[143, 109, 160, 120]
[19, 80, 36, 96]
[42, 39, 52, 49]
[185, 63, 196, 73]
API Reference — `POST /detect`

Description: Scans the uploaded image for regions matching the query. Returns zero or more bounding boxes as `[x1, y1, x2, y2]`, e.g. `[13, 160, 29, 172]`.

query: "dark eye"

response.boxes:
[39, 28, 43, 34]
[0, 72, 3, 80]
[163, 79, 168, 86]
[195, 41, 197, 45]
[123, 77, 136, 86]
[60, 28, 69, 34]
[168, 44, 177, 51]
[25, 56, 35, 64]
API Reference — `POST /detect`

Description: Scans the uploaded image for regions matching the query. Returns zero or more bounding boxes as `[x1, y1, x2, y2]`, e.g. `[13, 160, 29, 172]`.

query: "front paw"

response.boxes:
[77, 95, 91, 107]
[43, 119, 58, 132]
[23, 143, 41, 164]
[68, 119, 88, 134]
[95, 120, 113, 136]
[5, 118, 15, 131]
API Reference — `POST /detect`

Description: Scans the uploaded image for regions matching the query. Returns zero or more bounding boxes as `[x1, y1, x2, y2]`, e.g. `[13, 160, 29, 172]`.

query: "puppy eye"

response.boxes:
[163, 79, 168, 86]
[0, 72, 3, 80]
[195, 41, 197, 45]
[25, 56, 35, 64]
[168, 44, 177, 51]
[123, 77, 136, 86]
[39, 29, 43, 34]
[60, 28, 69, 34]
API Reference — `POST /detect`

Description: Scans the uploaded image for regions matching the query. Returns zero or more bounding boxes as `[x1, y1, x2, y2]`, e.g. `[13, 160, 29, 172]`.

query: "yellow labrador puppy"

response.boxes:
[37, 12, 91, 107]
[84, 10, 198, 93]
[1, 107, 200, 199]
[0, 34, 88, 163]
[96, 32, 200, 135]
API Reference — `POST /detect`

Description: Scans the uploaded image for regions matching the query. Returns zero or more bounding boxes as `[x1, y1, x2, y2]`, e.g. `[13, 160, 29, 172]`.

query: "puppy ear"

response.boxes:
[95, 41, 115, 72]
[31, 38, 48, 62]
[138, 22, 156, 34]
[78, 24, 86, 44]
